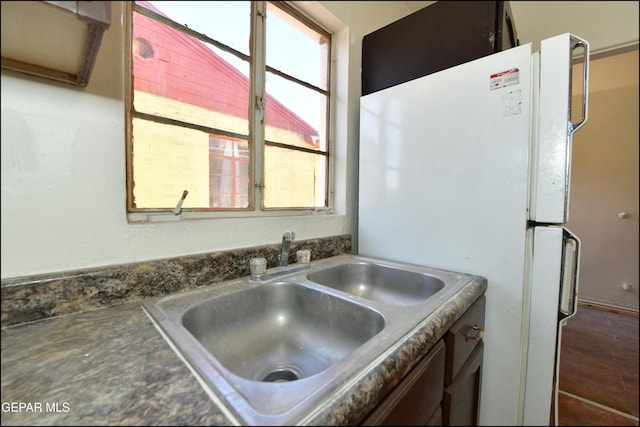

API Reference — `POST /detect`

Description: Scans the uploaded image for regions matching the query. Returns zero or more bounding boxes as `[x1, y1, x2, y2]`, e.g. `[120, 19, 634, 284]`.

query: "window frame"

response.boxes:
[125, 1, 334, 222]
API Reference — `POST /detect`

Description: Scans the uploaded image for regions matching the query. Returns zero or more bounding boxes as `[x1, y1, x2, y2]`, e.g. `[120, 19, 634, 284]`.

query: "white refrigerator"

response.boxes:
[358, 33, 589, 426]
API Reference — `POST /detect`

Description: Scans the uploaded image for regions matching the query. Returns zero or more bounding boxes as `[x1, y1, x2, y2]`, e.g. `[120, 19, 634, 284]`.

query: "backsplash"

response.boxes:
[1, 234, 352, 327]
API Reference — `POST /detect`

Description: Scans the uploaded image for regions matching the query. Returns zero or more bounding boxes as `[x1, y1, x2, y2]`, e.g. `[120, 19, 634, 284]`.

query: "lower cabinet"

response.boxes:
[361, 295, 486, 426]
[442, 295, 486, 425]
[442, 342, 483, 425]
[361, 339, 445, 426]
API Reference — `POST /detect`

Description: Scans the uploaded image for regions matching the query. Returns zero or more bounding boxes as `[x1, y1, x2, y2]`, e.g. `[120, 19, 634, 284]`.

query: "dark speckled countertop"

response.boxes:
[1, 240, 486, 426]
[1, 301, 232, 426]
[1, 281, 486, 426]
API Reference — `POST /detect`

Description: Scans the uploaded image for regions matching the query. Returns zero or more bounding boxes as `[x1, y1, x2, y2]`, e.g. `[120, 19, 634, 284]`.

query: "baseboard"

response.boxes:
[578, 299, 639, 317]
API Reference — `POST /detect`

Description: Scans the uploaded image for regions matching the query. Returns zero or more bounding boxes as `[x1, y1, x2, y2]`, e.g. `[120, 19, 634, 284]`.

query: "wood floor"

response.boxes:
[556, 303, 639, 426]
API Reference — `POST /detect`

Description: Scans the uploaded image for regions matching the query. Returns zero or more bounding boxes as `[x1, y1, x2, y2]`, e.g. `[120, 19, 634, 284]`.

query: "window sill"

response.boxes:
[127, 207, 335, 223]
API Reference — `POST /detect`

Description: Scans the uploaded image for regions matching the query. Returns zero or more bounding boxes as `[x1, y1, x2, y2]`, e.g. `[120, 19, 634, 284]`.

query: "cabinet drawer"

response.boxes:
[361, 339, 445, 426]
[444, 295, 486, 385]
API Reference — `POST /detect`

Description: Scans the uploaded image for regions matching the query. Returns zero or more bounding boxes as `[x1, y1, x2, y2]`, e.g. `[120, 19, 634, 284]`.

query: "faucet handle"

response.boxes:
[283, 231, 295, 241]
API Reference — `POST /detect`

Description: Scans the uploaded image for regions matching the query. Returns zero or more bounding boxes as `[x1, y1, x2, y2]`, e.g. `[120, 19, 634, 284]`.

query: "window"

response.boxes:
[127, 1, 331, 215]
[209, 136, 249, 208]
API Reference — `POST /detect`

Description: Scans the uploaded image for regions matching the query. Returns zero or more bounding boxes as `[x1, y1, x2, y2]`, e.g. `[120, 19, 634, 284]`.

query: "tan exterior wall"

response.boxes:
[133, 91, 322, 208]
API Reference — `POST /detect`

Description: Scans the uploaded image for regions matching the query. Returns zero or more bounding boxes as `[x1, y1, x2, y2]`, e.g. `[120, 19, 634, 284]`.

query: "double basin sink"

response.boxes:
[141, 254, 481, 425]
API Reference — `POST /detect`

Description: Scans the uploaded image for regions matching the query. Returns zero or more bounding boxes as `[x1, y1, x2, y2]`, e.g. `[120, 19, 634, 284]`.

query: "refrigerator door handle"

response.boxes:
[568, 35, 590, 134]
[558, 228, 581, 321]
[532, 33, 590, 224]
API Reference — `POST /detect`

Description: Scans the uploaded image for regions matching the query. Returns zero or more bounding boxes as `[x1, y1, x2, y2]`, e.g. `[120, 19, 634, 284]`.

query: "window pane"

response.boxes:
[266, 2, 329, 90]
[264, 146, 327, 208]
[146, 1, 251, 55]
[132, 10, 250, 136]
[132, 118, 212, 209]
[264, 71, 327, 151]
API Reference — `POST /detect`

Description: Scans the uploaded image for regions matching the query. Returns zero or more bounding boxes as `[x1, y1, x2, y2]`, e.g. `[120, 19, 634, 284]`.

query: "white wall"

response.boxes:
[510, 1, 639, 54]
[0, 2, 417, 279]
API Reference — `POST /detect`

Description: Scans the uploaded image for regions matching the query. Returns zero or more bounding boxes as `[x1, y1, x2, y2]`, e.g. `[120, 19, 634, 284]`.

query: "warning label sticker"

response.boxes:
[490, 68, 520, 90]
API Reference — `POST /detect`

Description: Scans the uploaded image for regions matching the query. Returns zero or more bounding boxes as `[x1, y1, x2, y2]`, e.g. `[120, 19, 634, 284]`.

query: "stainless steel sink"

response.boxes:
[181, 281, 385, 382]
[307, 260, 445, 305]
[141, 254, 482, 425]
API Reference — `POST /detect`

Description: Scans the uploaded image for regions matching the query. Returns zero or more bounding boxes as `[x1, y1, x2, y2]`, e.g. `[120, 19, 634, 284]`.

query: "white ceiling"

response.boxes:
[402, 1, 639, 55]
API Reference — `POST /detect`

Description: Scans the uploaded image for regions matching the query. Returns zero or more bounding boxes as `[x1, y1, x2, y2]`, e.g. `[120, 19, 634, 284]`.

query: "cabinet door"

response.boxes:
[442, 341, 483, 426]
[361, 339, 445, 426]
[425, 405, 442, 426]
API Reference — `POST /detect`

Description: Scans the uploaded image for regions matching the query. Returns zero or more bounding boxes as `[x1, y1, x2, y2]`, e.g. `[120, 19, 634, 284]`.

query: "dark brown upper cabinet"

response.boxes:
[361, 1, 519, 96]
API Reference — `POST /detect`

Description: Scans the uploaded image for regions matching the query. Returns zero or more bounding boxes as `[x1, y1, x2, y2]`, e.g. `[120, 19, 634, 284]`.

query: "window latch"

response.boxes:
[256, 95, 265, 113]
[173, 190, 189, 215]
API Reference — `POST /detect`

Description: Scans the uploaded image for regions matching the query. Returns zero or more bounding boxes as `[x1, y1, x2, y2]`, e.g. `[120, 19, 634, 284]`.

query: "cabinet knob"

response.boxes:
[466, 325, 484, 341]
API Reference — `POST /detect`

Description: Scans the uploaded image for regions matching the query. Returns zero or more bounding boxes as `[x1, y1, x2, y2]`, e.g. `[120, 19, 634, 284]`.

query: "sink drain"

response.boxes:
[262, 367, 301, 382]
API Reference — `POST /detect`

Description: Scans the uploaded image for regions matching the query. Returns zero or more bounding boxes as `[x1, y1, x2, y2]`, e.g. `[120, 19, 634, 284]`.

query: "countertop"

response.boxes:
[1, 278, 486, 426]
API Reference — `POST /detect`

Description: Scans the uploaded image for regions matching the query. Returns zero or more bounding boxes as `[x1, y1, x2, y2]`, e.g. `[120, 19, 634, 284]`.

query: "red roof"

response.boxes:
[133, 1, 320, 147]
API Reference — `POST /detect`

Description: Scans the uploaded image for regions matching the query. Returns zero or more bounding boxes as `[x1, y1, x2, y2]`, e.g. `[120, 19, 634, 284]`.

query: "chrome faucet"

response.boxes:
[278, 231, 295, 267]
[249, 231, 308, 283]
